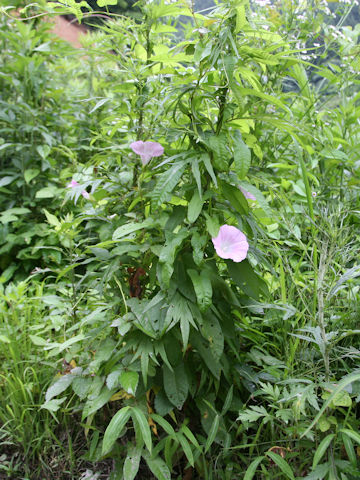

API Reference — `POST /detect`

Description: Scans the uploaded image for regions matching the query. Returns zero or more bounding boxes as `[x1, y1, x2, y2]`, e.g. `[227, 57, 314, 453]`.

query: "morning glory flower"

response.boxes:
[239, 186, 256, 201]
[67, 179, 90, 199]
[212, 225, 249, 262]
[130, 140, 164, 166]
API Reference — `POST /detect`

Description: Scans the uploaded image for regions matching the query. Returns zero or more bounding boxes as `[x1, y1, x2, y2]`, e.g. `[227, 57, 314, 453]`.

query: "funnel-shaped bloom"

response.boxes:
[130, 140, 164, 166]
[239, 186, 256, 201]
[67, 179, 90, 199]
[212, 225, 249, 262]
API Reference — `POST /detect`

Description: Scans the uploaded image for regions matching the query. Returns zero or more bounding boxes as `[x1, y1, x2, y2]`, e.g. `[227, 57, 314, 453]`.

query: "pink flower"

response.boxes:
[67, 179, 90, 200]
[67, 179, 80, 188]
[239, 186, 256, 201]
[212, 225, 249, 262]
[130, 140, 164, 166]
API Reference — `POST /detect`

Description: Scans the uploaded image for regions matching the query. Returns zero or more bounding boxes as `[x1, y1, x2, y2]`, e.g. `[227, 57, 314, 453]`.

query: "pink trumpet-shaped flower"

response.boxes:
[212, 225, 249, 262]
[130, 140, 164, 166]
[67, 179, 90, 199]
[239, 186, 256, 201]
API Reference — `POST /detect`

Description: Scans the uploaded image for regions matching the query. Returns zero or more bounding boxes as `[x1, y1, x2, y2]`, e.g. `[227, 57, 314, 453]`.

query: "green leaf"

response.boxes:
[97, 0, 118, 6]
[163, 363, 189, 409]
[102, 406, 132, 455]
[205, 213, 219, 237]
[312, 433, 335, 469]
[35, 186, 59, 198]
[113, 218, 153, 240]
[143, 453, 171, 480]
[201, 153, 217, 187]
[341, 431, 357, 467]
[227, 260, 268, 300]
[244, 456, 265, 480]
[266, 452, 295, 480]
[120, 371, 139, 396]
[340, 428, 360, 446]
[208, 134, 229, 171]
[41, 397, 66, 412]
[219, 180, 249, 215]
[82, 386, 115, 419]
[191, 331, 221, 379]
[187, 269, 212, 312]
[45, 374, 74, 402]
[152, 162, 186, 206]
[233, 132, 251, 179]
[177, 433, 194, 466]
[36, 144, 51, 159]
[123, 444, 142, 480]
[24, 168, 40, 183]
[205, 414, 220, 453]
[0, 176, 16, 187]
[131, 407, 152, 454]
[43, 209, 60, 227]
[301, 370, 360, 437]
[221, 385, 234, 415]
[187, 191, 203, 223]
[150, 414, 176, 436]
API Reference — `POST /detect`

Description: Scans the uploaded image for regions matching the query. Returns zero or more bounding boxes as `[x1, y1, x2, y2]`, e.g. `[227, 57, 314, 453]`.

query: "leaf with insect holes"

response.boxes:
[163, 363, 188, 409]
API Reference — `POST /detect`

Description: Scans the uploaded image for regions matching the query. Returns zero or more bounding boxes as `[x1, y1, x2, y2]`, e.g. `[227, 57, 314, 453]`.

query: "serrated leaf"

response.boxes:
[163, 363, 188, 409]
[152, 162, 186, 206]
[102, 406, 132, 455]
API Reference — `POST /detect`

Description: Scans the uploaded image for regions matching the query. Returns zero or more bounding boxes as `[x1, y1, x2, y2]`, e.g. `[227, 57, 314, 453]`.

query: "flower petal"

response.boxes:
[130, 140, 164, 166]
[212, 224, 249, 262]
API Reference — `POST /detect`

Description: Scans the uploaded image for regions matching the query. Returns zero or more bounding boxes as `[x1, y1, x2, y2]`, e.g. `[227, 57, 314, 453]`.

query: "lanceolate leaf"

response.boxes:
[244, 456, 265, 480]
[102, 406, 132, 455]
[131, 407, 152, 453]
[152, 162, 186, 206]
[205, 414, 220, 453]
[312, 433, 335, 469]
[233, 133, 251, 179]
[187, 269, 213, 312]
[266, 452, 295, 480]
